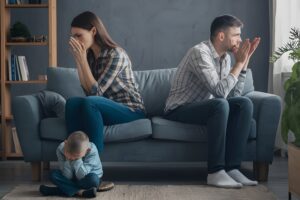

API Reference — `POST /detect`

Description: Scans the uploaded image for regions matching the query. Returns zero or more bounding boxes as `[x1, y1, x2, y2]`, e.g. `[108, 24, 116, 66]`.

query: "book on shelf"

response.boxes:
[18, 56, 29, 81]
[15, 55, 20, 80]
[11, 127, 22, 154]
[7, 0, 16, 4]
[9, 54, 16, 81]
[7, 54, 30, 81]
[6, 0, 23, 5]
[7, 51, 12, 81]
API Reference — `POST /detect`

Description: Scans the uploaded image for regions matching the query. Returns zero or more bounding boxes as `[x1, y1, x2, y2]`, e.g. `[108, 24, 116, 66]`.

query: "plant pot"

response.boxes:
[10, 37, 28, 42]
[28, 0, 41, 4]
[288, 143, 300, 199]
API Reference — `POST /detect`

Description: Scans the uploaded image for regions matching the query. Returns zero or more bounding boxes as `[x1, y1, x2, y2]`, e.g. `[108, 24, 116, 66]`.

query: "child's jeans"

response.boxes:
[50, 169, 100, 197]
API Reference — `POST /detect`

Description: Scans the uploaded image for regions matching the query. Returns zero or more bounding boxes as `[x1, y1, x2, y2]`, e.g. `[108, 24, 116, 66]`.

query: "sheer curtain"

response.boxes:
[269, 0, 300, 153]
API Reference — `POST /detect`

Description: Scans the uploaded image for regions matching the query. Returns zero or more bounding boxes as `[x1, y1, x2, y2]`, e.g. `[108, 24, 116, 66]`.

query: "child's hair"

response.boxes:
[65, 131, 89, 155]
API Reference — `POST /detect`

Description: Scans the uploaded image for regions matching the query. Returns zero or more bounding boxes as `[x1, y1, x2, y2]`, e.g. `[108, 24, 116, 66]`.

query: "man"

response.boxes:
[164, 15, 260, 188]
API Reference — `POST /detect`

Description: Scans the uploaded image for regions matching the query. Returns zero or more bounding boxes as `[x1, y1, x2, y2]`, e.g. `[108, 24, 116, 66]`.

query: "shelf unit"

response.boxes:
[0, 0, 57, 159]
[0, 0, 2, 158]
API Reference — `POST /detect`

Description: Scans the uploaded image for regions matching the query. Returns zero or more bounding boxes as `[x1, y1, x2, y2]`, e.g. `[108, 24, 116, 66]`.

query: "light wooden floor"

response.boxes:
[0, 156, 299, 200]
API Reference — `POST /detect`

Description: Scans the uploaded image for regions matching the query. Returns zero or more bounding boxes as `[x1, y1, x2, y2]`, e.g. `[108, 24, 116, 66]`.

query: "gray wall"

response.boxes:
[11, 0, 270, 96]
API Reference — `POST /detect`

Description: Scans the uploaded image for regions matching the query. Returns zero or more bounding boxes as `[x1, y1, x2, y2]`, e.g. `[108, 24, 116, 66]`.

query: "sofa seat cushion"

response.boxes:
[40, 118, 152, 142]
[151, 117, 256, 142]
[151, 117, 207, 142]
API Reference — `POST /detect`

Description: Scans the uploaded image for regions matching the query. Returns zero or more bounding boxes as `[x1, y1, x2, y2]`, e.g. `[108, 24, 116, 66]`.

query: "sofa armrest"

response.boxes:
[12, 95, 44, 162]
[245, 91, 281, 162]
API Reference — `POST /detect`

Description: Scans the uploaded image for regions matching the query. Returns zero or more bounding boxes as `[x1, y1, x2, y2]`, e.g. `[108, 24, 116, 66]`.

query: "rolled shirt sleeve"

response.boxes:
[228, 71, 246, 97]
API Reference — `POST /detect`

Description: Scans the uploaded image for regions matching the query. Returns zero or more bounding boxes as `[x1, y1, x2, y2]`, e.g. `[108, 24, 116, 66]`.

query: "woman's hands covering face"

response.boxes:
[69, 37, 87, 66]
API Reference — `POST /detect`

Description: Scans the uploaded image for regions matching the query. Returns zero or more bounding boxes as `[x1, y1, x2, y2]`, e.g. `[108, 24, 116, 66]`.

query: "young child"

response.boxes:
[39, 131, 103, 198]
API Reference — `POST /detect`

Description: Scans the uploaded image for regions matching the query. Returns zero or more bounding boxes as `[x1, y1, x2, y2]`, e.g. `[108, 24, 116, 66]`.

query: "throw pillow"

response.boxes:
[36, 90, 66, 118]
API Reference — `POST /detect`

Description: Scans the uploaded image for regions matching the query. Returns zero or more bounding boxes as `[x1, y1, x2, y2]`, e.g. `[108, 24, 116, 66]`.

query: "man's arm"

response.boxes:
[190, 40, 250, 98]
[241, 37, 261, 71]
[229, 39, 251, 77]
[228, 37, 261, 97]
[56, 143, 73, 179]
[189, 49, 241, 98]
[227, 71, 247, 97]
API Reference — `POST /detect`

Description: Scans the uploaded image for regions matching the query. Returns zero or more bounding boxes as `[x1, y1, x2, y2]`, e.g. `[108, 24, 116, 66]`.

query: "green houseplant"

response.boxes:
[10, 21, 31, 42]
[271, 27, 300, 147]
[272, 28, 300, 200]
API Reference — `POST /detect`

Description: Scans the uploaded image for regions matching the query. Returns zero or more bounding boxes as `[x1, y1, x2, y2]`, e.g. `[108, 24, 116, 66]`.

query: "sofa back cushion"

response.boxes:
[46, 67, 254, 116]
[40, 117, 152, 143]
[134, 68, 254, 116]
[134, 68, 176, 117]
[47, 67, 85, 99]
[242, 69, 255, 95]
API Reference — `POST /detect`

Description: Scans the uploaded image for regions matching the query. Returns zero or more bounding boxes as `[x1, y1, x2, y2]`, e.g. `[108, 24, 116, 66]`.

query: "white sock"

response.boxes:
[227, 169, 258, 186]
[207, 170, 242, 188]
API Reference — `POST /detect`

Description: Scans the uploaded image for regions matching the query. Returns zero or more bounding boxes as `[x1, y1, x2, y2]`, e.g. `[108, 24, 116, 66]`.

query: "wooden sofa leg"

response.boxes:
[43, 161, 50, 170]
[253, 162, 269, 182]
[31, 162, 42, 181]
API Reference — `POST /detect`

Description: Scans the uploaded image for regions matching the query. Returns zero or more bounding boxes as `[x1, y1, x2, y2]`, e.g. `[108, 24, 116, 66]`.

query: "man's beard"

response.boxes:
[229, 45, 239, 53]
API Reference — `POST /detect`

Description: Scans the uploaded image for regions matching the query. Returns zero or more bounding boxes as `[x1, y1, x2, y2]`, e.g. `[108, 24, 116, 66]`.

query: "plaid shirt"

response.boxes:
[86, 47, 145, 112]
[165, 40, 246, 113]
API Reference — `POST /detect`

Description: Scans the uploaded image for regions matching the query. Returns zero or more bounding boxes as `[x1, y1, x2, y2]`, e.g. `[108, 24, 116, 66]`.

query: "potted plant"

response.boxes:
[10, 21, 31, 42]
[271, 27, 300, 200]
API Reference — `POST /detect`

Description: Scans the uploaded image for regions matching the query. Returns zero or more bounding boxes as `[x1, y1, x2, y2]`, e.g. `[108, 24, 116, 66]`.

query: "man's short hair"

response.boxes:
[65, 131, 89, 155]
[210, 15, 243, 40]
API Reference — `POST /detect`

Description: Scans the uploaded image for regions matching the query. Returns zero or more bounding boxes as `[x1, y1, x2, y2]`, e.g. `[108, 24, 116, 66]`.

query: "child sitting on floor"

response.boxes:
[39, 131, 102, 198]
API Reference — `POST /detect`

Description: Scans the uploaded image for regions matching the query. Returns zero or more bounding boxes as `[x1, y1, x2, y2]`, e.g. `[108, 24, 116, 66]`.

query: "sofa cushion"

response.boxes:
[134, 68, 176, 117]
[134, 68, 253, 115]
[151, 117, 256, 142]
[40, 118, 152, 142]
[47, 67, 85, 99]
[46, 67, 254, 113]
[36, 90, 66, 118]
[151, 117, 207, 142]
[40, 118, 67, 141]
[103, 118, 152, 142]
[242, 69, 255, 95]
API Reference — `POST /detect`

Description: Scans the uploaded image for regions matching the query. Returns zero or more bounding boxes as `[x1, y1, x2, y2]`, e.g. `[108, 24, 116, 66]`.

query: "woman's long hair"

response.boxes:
[71, 11, 118, 49]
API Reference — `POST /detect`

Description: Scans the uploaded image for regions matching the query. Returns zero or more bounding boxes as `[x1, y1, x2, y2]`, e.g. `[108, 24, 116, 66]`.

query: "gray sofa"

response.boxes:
[13, 67, 281, 181]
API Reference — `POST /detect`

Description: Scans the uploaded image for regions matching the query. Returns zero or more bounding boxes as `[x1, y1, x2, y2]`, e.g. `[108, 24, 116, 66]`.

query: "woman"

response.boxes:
[66, 11, 145, 153]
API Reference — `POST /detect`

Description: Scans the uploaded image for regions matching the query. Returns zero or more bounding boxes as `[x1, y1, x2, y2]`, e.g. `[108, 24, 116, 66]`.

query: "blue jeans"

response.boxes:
[165, 97, 253, 173]
[50, 169, 100, 197]
[65, 96, 145, 152]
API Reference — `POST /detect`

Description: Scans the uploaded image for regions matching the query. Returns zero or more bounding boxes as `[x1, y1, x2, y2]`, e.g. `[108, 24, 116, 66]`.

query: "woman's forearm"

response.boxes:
[78, 60, 98, 92]
[76, 63, 89, 91]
